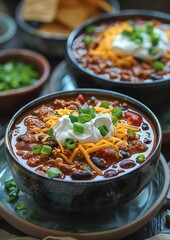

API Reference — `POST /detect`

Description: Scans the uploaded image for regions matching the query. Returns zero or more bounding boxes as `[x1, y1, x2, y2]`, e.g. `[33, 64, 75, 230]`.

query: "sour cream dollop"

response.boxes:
[112, 28, 169, 60]
[53, 113, 114, 145]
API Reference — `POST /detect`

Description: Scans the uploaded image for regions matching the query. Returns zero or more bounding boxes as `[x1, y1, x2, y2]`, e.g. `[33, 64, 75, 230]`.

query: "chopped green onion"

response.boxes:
[22, 209, 29, 216]
[46, 167, 62, 178]
[149, 48, 159, 56]
[88, 108, 96, 118]
[83, 36, 93, 45]
[128, 20, 134, 27]
[135, 36, 143, 45]
[15, 202, 25, 210]
[9, 189, 19, 197]
[153, 61, 165, 71]
[47, 128, 54, 138]
[151, 33, 160, 46]
[90, 96, 96, 102]
[32, 144, 42, 154]
[112, 107, 122, 118]
[65, 138, 76, 149]
[85, 25, 95, 34]
[145, 22, 154, 34]
[4, 178, 16, 189]
[69, 110, 78, 123]
[0, 61, 40, 92]
[78, 113, 92, 123]
[4, 179, 20, 202]
[100, 101, 110, 109]
[73, 122, 84, 134]
[112, 115, 117, 124]
[79, 103, 90, 113]
[41, 145, 52, 155]
[79, 104, 96, 118]
[98, 125, 109, 137]
[136, 154, 146, 163]
[122, 30, 131, 37]
[127, 129, 136, 137]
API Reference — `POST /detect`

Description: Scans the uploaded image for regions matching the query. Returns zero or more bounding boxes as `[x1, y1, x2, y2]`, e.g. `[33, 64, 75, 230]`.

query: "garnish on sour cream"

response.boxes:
[112, 21, 169, 60]
[53, 113, 114, 145]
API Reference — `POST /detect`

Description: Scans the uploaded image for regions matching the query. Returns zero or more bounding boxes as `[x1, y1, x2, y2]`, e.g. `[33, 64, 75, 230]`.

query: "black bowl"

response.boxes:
[66, 10, 170, 112]
[5, 89, 162, 215]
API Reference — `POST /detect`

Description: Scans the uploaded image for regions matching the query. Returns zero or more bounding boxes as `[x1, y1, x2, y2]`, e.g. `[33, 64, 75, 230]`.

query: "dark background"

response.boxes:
[119, 0, 170, 13]
[1, 0, 170, 16]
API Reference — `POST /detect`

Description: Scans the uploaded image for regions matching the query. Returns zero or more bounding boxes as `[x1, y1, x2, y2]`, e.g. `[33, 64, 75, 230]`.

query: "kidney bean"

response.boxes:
[91, 157, 106, 169]
[144, 137, 152, 144]
[151, 73, 163, 80]
[72, 170, 93, 180]
[17, 135, 26, 141]
[142, 122, 149, 130]
[119, 150, 130, 159]
[119, 160, 136, 169]
[45, 140, 58, 148]
[104, 169, 117, 178]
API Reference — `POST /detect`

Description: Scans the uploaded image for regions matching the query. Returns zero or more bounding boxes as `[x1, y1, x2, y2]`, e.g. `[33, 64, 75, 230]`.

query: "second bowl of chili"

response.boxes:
[66, 10, 170, 112]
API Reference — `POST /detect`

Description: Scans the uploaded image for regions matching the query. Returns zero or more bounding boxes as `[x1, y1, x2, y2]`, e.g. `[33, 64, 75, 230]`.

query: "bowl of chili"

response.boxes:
[66, 10, 170, 112]
[0, 48, 50, 113]
[5, 89, 162, 215]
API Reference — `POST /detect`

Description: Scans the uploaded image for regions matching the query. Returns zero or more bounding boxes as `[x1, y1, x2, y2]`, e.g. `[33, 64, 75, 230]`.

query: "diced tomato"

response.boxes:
[124, 111, 142, 126]
[76, 94, 85, 104]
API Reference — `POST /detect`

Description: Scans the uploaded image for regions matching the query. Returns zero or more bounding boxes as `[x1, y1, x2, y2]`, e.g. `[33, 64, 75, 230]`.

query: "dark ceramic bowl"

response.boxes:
[15, 0, 120, 57]
[66, 10, 170, 111]
[0, 12, 17, 48]
[0, 49, 50, 113]
[5, 89, 162, 215]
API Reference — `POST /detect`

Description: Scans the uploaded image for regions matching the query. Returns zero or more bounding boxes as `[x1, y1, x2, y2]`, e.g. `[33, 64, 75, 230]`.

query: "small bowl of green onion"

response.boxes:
[0, 48, 50, 113]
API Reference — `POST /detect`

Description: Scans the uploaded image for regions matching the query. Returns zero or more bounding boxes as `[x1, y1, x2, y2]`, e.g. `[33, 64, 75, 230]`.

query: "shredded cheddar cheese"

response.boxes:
[69, 147, 79, 163]
[86, 143, 109, 154]
[36, 104, 141, 175]
[43, 108, 72, 129]
[89, 22, 137, 68]
[56, 138, 64, 153]
[94, 106, 112, 113]
[59, 153, 70, 164]
[79, 144, 102, 176]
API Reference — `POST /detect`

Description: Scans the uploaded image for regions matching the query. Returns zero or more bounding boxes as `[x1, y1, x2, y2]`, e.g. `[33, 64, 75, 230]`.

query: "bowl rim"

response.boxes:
[67, 9, 170, 86]
[0, 48, 50, 97]
[5, 88, 162, 184]
[0, 12, 17, 44]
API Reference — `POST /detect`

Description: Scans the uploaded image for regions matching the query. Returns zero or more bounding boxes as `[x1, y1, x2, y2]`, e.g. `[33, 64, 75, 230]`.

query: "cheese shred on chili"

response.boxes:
[32, 106, 140, 175]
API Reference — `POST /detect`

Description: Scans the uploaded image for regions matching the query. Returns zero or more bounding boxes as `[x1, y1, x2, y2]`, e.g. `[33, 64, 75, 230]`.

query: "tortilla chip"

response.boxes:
[56, 2, 98, 30]
[22, 0, 59, 23]
[59, 0, 80, 8]
[38, 20, 71, 36]
[84, 0, 113, 13]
